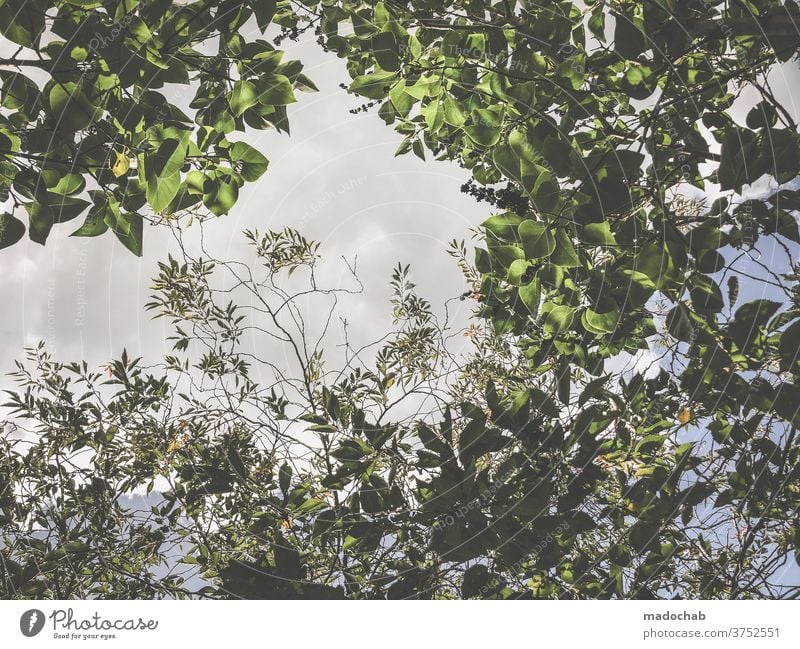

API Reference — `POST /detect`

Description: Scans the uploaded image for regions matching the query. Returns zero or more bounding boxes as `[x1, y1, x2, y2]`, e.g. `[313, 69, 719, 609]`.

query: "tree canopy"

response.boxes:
[1, 0, 313, 253]
[1, 0, 800, 599]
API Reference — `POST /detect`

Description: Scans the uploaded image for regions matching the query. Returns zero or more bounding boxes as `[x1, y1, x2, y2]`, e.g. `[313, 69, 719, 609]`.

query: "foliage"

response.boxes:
[1, 0, 799, 599]
[2, 227, 799, 599]
[318, 2, 800, 594]
[0, 0, 314, 253]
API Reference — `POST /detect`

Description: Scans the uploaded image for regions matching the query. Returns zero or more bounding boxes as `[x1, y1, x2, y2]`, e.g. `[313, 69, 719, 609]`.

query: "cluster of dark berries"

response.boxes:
[315, 28, 330, 52]
[349, 100, 380, 114]
[274, 23, 313, 46]
[460, 180, 529, 214]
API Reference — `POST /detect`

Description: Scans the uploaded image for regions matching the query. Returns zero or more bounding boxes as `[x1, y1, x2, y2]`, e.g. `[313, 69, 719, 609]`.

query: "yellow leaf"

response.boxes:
[677, 407, 691, 426]
[112, 150, 130, 177]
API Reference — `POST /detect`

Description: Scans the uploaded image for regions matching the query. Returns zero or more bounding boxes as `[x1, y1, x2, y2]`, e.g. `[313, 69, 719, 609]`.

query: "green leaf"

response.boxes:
[256, 74, 297, 106]
[666, 304, 694, 342]
[578, 374, 610, 406]
[294, 497, 325, 515]
[635, 434, 665, 455]
[226, 446, 248, 484]
[718, 128, 763, 192]
[483, 213, 524, 241]
[728, 300, 781, 353]
[48, 82, 100, 131]
[459, 421, 505, 462]
[582, 304, 620, 334]
[24, 192, 89, 245]
[778, 319, 800, 372]
[24, 202, 54, 245]
[230, 80, 259, 116]
[0, 212, 26, 249]
[0, 0, 45, 47]
[488, 243, 525, 271]
[150, 138, 187, 178]
[443, 96, 466, 127]
[543, 305, 575, 334]
[389, 81, 415, 116]
[45, 195, 90, 224]
[230, 142, 269, 181]
[420, 100, 444, 131]
[550, 228, 579, 267]
[519, 220, 555, 259]
[110, 212, 143, 256]
[351, 70, 396, 100]
[688, 223, 726, 253]
[63, 540, 90, 554]
[773, 383, 800, 427]
[371, 31, 400, 71]
[254, 0, 277, 32]
[518, 278, 541, 315]
[528, 388, 560, 417]
[465, 108, 503, 148]
[279, 462, 292, 495]
[580, 222, 617, 246]
[273, 540, 303, 579]
[49, 173, 85, 196]
[492, 143, 535, 194]
[507, 259, 530, 285]
[147, 172, 181, 213]
[588, 8, 606, 41]
[697, 250, 725, 274]
[635, 242, 673, 285]
[727, 276, 739, 308]
[462, 564, 490, 598]
[689, 275, 724, 314]
[556, 357, 570, 405]
[71, 193, 115, 238]
[202, 175, 239, 216]
[72, 211, 110, 237]
[614, 11, 646, 59]
[1, 71, 38, 112]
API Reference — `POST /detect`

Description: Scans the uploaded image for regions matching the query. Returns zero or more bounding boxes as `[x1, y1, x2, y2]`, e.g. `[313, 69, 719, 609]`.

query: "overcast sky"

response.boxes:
[0, 36, 487, 389]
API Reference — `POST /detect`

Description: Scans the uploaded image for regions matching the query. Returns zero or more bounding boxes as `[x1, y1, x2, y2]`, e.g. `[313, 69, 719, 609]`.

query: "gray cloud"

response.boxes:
[0, 37, 485, 387]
